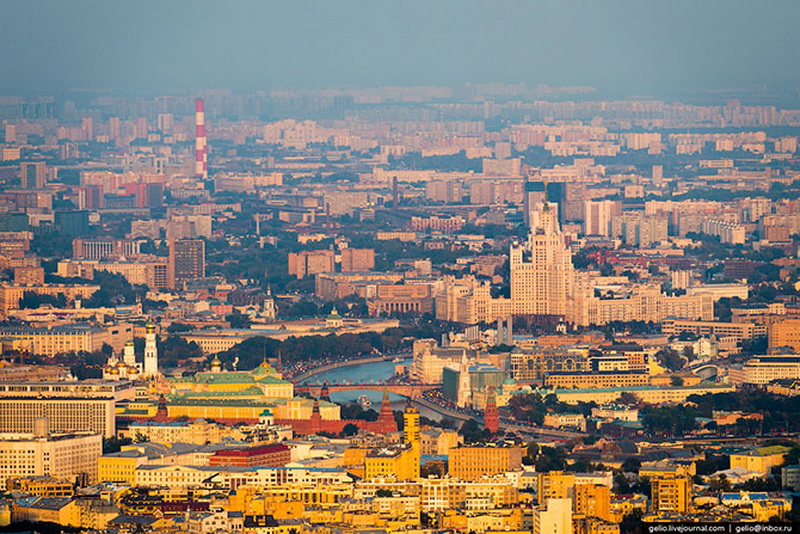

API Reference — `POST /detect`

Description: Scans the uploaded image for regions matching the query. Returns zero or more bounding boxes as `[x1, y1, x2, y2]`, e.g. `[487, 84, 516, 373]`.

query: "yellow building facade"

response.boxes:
[449, 445, 524, 481]
[365, 444, 418, 481]
[729, 446, 790, 476]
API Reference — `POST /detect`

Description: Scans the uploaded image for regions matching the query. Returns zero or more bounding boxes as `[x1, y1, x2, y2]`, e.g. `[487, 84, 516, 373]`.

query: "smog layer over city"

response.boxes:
[0, 1, 799, 532]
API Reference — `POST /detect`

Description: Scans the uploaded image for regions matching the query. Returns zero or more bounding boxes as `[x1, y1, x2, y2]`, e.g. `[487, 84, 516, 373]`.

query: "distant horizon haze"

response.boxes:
[1, 0, 799, 100]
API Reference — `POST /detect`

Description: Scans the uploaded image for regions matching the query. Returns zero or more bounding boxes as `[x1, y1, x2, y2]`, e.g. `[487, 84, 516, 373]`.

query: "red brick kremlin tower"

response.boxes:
[372, 389, 399, 433]
[484, 387, 499, 434]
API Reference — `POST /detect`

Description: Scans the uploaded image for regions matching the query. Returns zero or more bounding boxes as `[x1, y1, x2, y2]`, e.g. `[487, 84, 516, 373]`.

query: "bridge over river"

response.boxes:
[294, 382, 441, 400]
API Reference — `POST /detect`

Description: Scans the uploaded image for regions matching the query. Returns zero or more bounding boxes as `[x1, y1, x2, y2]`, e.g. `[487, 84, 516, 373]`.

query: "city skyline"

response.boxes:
[0, 1, 799, 530]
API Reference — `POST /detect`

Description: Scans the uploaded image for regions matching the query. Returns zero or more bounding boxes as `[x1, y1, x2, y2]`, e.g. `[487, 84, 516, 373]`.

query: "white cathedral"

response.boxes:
[103, 319, 159, 380]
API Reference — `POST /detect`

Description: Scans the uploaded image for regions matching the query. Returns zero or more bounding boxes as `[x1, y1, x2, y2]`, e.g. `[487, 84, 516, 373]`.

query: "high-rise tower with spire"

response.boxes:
[510, 201, 575, 320]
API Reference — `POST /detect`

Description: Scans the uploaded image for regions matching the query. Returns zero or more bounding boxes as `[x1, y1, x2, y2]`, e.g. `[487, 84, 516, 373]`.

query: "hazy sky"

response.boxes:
[2, 0, 798, 97]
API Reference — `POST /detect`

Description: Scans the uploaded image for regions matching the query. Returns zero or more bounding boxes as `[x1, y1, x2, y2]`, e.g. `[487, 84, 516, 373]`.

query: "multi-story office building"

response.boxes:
[610, 212, 669, 247]
[533, 498, 573, 534]
[650, 473, 691, 514]
[364, 443, 418, 481]
[0, 380, 134, 401]
[770, 319, 800, 352]
[729, 355, 800, 385]
[781, 465, 800, 491]
[340, 248, 375, 272]
[58, 259, 168, 289]
[435, 275, 511, 325]
[72, 238, 142, 260]
[13, 267, 44, 285]
[0, 397, 116, 438]
[6, 477, 74, 497]
[573, 483, 611, 521]
[168, 239, 205, 289]
[538, 471, 575, 502]
[367, 284, 433, 316]
[544, 371, 650, 390]
[510, 350, 590, 382]
[410, 216, 464, 233]
[0, 284, 100, 316]
[552, 383, 735, 405]
[662, 319, 766, 342]
[702, 218, 746, 244]
[0, 324, 133, 356]
[20, 162, 47, 189]
[420, 428, 460, 456]
[583, 200, 621, 237]
[448, 444, 523, 481]
[730, 446, 791, 476]
[0, 431, 102, 486]
[426, 179, 464, 204]
[288, 250, 335, 279]
[573, 287, 714, 327]
[315, 272, 403, 301]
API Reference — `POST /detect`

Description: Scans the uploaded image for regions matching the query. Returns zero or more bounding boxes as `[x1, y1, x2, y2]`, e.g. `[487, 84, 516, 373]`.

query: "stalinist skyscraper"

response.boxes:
[510, 202, 574, 321]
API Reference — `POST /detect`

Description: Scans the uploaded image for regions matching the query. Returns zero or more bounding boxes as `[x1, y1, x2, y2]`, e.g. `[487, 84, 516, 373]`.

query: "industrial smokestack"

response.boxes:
[195, 98, 208, 180]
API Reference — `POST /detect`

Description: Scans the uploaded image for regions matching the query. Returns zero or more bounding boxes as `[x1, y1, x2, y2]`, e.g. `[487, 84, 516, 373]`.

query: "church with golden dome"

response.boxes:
[103, 319, 159, 381]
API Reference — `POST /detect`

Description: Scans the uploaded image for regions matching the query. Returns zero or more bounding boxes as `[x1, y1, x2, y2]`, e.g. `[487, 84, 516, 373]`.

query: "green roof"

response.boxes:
[256, 376, 291, 385]
[748, 445, 792, 457]
[186, 369, 288, 385]
[193, 372, 257, 384]
[176, 387, 265, 398]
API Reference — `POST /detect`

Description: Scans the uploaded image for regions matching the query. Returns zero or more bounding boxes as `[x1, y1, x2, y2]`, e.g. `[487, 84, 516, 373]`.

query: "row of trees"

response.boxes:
[506, 393, 596, 426]
[501, 389, 800, 438]
[207, 319, 450, 371]
[640, 390, 800, 436]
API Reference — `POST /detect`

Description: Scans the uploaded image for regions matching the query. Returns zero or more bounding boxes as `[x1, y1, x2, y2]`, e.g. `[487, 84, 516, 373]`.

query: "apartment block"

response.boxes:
[340, 248, 375, 272]
[288, 249, 335, 279]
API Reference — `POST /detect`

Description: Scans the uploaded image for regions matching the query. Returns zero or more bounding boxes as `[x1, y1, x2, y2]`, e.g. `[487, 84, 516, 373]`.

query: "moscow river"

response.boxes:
[304, 357, 411, 405]
[304, 357, 450, 422]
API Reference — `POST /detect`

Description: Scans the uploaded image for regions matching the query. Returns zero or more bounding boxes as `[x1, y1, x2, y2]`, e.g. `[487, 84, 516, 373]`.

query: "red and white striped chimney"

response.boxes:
[195, 98, 207, 179]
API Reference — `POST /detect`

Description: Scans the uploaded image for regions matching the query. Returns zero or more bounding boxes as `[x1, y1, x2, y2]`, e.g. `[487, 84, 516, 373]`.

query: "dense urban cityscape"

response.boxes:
[1, 2, 800, 534]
